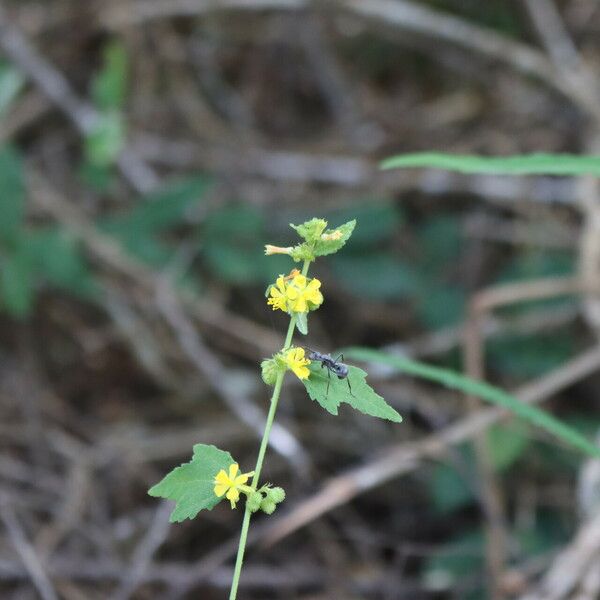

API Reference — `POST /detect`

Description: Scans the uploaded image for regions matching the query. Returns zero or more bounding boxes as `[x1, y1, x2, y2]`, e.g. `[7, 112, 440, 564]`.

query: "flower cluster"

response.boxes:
[213, 463, 254, 509]
[261, 346, 311, 385]
[267, 272, 323, 314]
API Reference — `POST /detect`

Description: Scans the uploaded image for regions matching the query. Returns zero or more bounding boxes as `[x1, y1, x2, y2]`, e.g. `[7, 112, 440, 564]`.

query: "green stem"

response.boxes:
[228, 260, 310, 600]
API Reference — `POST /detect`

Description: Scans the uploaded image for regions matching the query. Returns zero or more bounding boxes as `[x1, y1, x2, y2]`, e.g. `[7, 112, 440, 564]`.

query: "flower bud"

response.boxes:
[265, 245, 294, 256]
[266, 487, 286, 504]
[261, 358, 279, 386]
[246, 491, 263, 513]
[260, 499, 277, 515]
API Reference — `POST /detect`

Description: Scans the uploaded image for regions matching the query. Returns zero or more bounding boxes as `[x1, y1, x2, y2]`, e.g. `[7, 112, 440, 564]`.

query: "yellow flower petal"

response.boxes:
[214, 470, 230, 485]
[293, 296, 307, 313]
[214, 483, 228, 497]
[276, 276, 286, 293]
[283, 347, 311, 380]
[226, 487, 240, 508]
[292, 274, 307, 288]
[228, 464, 239, 480]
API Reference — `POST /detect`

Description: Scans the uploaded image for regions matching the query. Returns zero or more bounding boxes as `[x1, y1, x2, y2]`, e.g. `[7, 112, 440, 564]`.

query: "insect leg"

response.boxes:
[347, 377, 355, 398]
[326, 368, 331, 398]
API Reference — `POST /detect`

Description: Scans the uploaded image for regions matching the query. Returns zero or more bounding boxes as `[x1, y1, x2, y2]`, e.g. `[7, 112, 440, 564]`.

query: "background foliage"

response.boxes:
[1, 1, 600, 599]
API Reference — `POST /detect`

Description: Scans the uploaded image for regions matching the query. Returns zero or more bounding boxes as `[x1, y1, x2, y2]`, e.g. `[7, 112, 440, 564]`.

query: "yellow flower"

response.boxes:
[267, 275, 289, 312]
[283, 347, 311, 380]
[288, 275, 323, 313]
[214, 464, 254, 509]
[267, 273, 323, 314]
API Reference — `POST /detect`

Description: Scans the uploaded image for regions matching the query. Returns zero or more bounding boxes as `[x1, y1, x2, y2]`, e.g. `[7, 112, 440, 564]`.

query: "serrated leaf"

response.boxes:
[295, 311, 308, 335]
[302, 362, 402, 422]
[0, 145, 25, 243]
[325, 203, 402, 245]
[312, 219, 356, 257]
[381, 152, 600, 176]
[148, 444, 234, 523]
[345, 347, 600, 459]
[290, 218, 327, 242]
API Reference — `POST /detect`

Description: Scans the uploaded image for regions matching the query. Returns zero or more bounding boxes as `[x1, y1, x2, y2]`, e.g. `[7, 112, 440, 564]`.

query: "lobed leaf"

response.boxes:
[303, 362, 402, 422]
[381, 152, 600, 176]
[290, 218, 328, 242]
[312, 219, 356, 257]
[148, 444, 234, 523]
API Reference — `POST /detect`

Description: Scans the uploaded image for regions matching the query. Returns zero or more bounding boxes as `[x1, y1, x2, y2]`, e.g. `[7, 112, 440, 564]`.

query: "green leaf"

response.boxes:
[325, 202, 402, 246]
[312, 219, 356, 257]
[0, 63, 25, 116]
[487, 422, 530, 470]
[302, 362, 402, 422]
[345, 347, 600, 459]
[332, 254, 421, 300]
[429, 459, 474, 514]
[28, 229, 96, 297]
[106, 177, 210, 235]
[205, 205, 263, 238]
[381, 152, 600, 176]
[0, 145, 25, 243]
[423, 529, 485, 590]
[417, 285, 466, 329]
[85, 111, 126, 166]
[204, 243, 266, 285]
[290, 218, 328, 242]
[203, 205, 269, 284]
[148, 444, 235, 523]
[489, 332, 573, 378]
[418, 215, 462, 272]
[295, 311, 308, 335]
[0, 245, 34, 318]
[91, 41, 128, 111]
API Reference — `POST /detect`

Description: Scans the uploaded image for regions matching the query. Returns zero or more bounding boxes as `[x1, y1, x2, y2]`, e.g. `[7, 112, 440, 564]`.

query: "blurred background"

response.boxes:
[2, 1, 600, 598]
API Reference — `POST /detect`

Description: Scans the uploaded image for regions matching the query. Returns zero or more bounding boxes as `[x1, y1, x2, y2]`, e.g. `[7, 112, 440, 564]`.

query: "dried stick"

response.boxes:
[103, 0, 600, 121]
[519, 511, 600, 600]
[110, 502, 173, 600]
[0, 498, 59, 600]
[463, 276, 595, 594]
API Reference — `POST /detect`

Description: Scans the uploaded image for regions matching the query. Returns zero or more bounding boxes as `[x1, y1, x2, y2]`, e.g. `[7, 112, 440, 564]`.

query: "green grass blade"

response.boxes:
[345, 347, 600, 459]
[380, 153, 600, 176]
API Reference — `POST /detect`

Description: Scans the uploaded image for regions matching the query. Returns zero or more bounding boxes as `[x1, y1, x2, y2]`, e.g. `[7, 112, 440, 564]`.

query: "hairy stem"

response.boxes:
[228, 260, 310, 600]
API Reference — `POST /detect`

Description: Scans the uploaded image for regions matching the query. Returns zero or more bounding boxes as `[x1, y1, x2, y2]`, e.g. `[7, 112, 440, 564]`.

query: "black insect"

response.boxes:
[306, 349, 354, 397]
